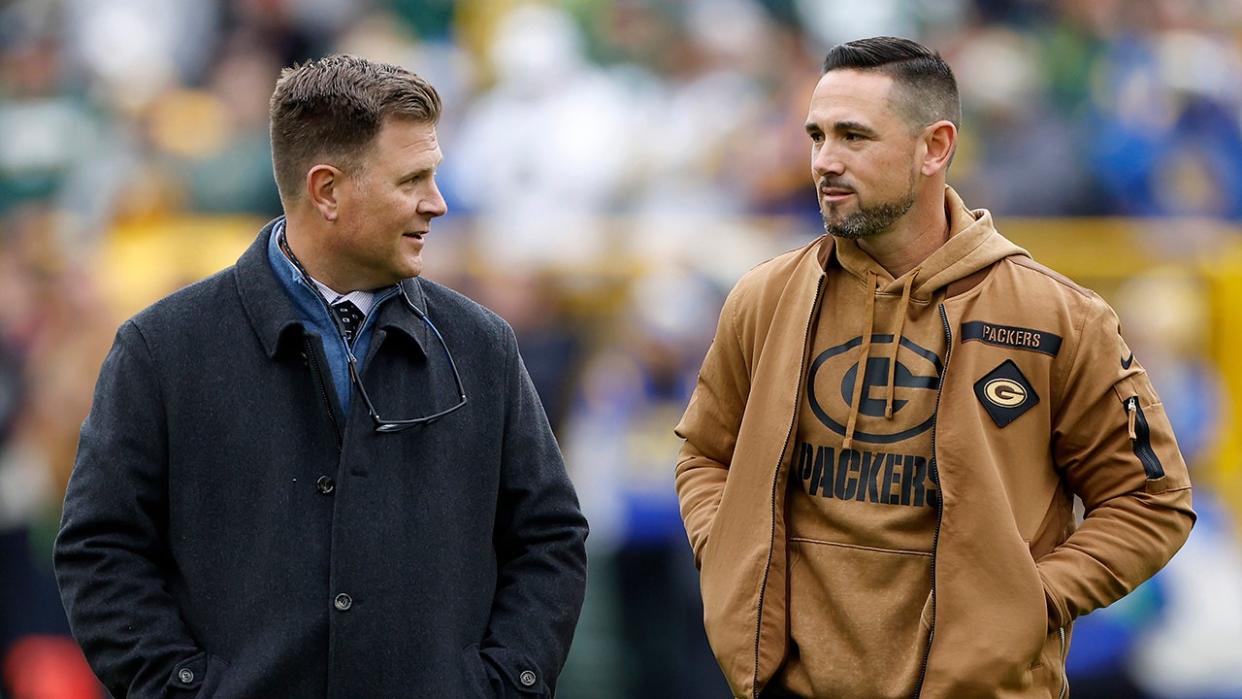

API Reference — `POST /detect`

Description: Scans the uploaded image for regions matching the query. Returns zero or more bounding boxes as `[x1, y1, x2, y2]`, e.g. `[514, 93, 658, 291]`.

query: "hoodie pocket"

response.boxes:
[785, 538, 932, 697]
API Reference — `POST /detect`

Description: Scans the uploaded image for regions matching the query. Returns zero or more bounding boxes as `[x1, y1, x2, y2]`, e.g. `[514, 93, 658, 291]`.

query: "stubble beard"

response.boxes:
[820, 171, 917, 240]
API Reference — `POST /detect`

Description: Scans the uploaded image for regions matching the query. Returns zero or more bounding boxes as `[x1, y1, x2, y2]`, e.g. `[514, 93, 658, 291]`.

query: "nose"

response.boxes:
[811, 142, 845, 180]
[418, 180, 448, 218]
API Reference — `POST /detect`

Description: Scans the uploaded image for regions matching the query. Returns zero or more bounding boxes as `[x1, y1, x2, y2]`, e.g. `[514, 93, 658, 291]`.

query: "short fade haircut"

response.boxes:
[269, 54, 441, 203]
[822, 36, 961, 133]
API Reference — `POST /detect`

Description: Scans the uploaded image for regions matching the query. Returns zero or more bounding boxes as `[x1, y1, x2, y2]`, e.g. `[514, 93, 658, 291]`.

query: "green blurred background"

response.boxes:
[3, 0, 1242, 697]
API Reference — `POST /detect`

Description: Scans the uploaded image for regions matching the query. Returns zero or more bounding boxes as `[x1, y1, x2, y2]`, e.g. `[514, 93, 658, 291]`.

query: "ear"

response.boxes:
[920, 120, 957, 177]
[306, 164, 343, 222]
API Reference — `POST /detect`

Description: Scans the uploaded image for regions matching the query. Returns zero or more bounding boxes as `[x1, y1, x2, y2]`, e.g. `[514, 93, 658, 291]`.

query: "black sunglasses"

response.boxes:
[348, 288, 468, 432]
[279, 230, 467, 431]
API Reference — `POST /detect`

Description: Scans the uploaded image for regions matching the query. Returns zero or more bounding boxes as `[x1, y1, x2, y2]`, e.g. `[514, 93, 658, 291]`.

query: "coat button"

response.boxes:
[178, 668, 194, 684]
[316, 476, 335, 495]
[519, 670, 536, 687]
[334, 593, 352, 611]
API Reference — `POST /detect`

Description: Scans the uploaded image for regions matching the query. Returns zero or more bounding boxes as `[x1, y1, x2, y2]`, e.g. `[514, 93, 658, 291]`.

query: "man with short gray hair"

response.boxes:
[55, 54, 588, 698]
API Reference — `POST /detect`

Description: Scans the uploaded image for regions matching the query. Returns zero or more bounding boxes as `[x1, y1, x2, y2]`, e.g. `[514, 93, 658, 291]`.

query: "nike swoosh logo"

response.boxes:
[1122, 353, 1134, 369]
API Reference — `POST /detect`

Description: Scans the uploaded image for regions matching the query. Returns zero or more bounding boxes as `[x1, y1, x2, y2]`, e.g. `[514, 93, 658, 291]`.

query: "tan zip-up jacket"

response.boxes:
[675, 188, 1195, 698]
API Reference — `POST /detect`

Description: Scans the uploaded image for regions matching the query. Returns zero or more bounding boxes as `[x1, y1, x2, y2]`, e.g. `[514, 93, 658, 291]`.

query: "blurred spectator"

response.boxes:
[562, 268, 727, 699]
[169, 35, 284, 215]
[451, 3, 641, 268]
[470, 269, 586, 431]
[1084, 20, 1242, 219]
[1, 204, 112, 698]
[4, 1, 1242, 696]
[949, 27, 1104, 215]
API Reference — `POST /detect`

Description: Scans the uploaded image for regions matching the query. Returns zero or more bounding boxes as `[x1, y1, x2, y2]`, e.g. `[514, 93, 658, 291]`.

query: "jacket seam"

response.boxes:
[739, 238, 821, 284]
[1043, 305, 1102, 628]
[787, 537, 933, 557]
[117, 319, 185, 680]
[232, 265, 273, 356]
[1008, 257, 1093, 299]
[503, 322, 518, 428]
[728, 292, 745, 365]
[1052, 299, 1096, 422]
[125, 321, 169, 428]
[940, 264, 999, 306]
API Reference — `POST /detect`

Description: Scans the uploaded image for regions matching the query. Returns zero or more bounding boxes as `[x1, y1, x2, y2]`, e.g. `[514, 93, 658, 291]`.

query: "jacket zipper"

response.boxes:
[304, 336, 343, 450]
[752, 272, 825, 698]
[1125, 396, 1165, 479]
[1057, 626, 1068, 699]
[912, 303, 952, 698]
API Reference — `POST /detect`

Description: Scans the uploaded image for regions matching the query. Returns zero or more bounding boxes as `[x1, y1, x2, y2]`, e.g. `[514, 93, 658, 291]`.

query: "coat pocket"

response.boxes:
[463, 644, 551, 698]
[165, 652, 230, 698]
[461, 644, 493, 698]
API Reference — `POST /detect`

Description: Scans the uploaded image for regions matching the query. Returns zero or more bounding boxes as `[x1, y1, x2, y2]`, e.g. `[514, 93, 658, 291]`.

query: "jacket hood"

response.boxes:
[833, 186, 1028, 300]
[827, 185, 1029, 450]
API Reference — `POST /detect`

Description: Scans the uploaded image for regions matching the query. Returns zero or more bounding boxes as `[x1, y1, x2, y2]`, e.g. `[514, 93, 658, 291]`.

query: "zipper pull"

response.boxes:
[1126, 397, 1138, 440]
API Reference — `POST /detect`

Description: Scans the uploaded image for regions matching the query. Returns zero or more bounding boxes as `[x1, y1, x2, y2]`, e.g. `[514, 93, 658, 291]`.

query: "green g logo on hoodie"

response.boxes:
[806, 334, 943, 444]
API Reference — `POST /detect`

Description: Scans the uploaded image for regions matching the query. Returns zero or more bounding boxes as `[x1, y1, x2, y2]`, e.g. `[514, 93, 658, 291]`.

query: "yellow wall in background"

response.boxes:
[95, 216, 262, 319]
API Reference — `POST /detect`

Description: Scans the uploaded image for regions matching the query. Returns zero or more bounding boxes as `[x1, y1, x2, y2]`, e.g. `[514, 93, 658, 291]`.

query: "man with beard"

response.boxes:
[674, 37, 1194, 698]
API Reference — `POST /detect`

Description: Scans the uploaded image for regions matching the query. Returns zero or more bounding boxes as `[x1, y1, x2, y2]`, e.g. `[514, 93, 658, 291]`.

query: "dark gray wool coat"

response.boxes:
[54, 221, 589, 698]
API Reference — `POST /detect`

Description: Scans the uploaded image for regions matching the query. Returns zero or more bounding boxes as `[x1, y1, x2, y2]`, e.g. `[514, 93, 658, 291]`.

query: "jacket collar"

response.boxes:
[379, 277, 432, 355]
[234, 218, 429, 358]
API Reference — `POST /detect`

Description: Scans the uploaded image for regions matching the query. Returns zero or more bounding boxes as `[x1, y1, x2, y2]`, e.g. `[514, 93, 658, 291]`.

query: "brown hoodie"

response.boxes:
[676, 188, 1194, 698]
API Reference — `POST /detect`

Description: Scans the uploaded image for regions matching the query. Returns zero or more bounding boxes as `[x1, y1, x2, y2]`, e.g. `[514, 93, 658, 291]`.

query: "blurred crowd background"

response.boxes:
[3, 0, 1242, 697]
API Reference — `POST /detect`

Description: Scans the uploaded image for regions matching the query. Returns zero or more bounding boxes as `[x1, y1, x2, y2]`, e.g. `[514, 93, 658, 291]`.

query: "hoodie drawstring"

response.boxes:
[843, 271, 878, 451]
[884, 270, 917, 419]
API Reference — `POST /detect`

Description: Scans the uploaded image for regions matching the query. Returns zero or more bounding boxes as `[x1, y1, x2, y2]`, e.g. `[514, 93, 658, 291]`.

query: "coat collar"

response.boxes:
[380, 277, 432, 355]
[234, 218, 430, 358]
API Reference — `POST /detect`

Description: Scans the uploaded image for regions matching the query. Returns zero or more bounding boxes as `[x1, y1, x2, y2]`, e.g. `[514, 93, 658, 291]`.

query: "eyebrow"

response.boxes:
[804, 120, 880, 137]
[400, 158, 442, 181]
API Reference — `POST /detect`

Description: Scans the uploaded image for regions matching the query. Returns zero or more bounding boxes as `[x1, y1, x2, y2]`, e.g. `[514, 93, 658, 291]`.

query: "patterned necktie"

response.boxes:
[331, 300, 365, 346]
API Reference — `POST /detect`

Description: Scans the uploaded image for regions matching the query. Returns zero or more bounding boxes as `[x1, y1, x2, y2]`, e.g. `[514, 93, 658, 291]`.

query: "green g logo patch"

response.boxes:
[974, 360, 1038, 427]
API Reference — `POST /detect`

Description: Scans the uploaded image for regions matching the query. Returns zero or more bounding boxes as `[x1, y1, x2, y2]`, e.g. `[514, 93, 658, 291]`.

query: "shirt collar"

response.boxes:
[273, 218, 381, 317]
[309, 277, 377, 317]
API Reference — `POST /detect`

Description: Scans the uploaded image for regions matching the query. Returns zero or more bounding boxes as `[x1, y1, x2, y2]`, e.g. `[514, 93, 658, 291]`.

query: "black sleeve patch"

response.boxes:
[961, 321, 1062, 357]
[974, 359, 1040, 428]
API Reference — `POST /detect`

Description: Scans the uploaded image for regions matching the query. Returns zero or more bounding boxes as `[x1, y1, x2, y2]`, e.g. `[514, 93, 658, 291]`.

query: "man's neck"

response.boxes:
[856, 188, 949, 278]
[282, 216, 355, 294]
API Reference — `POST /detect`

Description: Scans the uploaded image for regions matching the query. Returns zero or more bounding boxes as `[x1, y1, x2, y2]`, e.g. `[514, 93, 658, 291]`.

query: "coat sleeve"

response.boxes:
[474, 322, 589, 698]
[1040, 298, 1195, 630]
[674, 285, 750, 568]
[53, 321, 204, 698]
